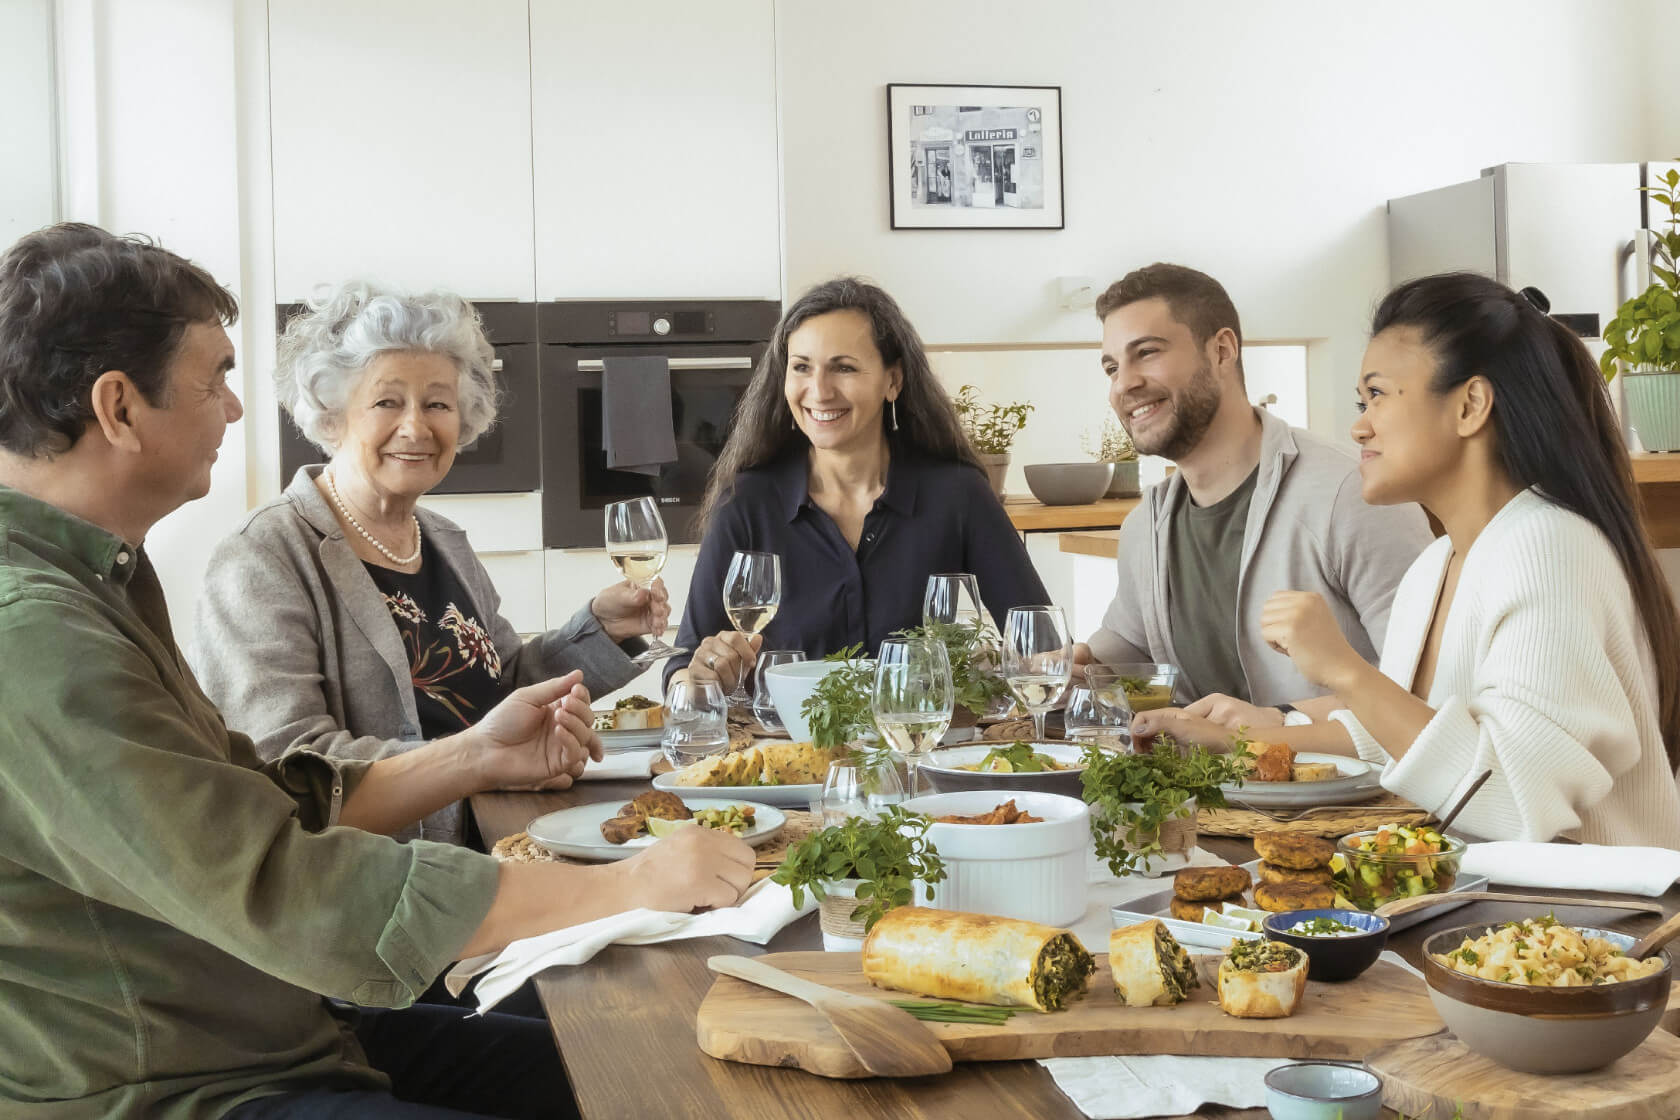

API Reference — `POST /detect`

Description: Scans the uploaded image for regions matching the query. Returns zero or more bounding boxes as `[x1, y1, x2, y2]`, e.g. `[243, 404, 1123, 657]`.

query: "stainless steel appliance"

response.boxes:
[276, 301, 541, 494]
[540, 299, 779, 548]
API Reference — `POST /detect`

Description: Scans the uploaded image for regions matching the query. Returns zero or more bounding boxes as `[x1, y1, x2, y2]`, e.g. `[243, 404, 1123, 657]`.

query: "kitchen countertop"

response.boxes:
[1058, 453, 1680, 559]
[1004, 494, 1141, 532]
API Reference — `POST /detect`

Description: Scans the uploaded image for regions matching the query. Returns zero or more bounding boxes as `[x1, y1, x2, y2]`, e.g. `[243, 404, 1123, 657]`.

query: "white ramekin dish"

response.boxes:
[900, 789, 1090, 927]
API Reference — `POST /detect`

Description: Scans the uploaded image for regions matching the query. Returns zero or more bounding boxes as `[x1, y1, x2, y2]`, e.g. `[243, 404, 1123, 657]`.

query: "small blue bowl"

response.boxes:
[1264, 1062, 1383, 1120]
[1262, 908, 1389, 982]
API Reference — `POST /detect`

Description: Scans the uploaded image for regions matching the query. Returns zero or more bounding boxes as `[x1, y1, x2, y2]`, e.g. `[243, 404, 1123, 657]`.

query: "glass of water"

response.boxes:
[817, 758, 907, 826]
[1064, 672, 1133, 753]
[752, 649, 805, 733]
[660, 678, 730, 770]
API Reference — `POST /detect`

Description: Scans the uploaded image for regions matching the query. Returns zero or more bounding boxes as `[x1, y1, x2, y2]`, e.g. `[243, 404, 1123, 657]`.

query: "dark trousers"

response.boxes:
[224, 1003, 577, 1120]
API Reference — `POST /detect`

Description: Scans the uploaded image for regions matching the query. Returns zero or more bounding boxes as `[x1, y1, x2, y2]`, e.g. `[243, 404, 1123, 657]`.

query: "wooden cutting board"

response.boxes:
[1366, 1029, 1680, 1120]
[696, 951, 1443, 1079]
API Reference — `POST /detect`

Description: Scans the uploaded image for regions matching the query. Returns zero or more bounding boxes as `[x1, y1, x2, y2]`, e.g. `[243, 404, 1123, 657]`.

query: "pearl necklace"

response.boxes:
[325, 470, 422, 566]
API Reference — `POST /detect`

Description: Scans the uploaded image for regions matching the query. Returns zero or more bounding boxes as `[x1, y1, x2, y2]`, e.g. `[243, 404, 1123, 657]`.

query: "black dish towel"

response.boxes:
[601, 356, 678, 476]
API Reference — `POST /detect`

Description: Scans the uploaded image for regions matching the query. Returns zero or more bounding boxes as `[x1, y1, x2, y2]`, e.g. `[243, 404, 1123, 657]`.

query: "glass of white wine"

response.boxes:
[871, 636, 953, 797]
[722, 550, 781, 703]
[604, 497, 687, 665]
[1002, 605, 1072, 741]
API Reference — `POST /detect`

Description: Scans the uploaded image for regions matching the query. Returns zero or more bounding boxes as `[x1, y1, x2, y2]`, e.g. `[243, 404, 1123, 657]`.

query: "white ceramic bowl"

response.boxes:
[763, 658, 873, 743]
[900, 789, 1090, 927]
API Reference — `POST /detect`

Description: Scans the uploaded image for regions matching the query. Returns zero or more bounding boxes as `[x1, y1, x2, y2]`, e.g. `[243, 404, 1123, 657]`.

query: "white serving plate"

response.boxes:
[1220, 752, 1381, 808]
[1112, 859, 1488, 947]
[649, 767, 821, 809]
[901, 789, 1091, 927]
[596, 725, 664, 752]
[526, 798, 785, 862]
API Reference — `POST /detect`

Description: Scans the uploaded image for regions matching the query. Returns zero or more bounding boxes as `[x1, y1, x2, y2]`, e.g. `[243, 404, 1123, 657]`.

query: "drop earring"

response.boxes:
[890, 399, 899, 431]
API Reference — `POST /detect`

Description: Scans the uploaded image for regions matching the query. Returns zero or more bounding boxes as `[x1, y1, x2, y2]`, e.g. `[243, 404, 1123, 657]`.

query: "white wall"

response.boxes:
[0, 0, 57, 244]
[776, 0, 1666, 447]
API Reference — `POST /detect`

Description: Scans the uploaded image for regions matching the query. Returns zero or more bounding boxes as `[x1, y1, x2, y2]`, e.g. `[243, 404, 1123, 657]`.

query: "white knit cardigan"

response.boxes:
[1330, 488, 1680, 846]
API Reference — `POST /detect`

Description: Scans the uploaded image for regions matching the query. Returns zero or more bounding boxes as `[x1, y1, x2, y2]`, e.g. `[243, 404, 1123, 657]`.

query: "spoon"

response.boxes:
[1433, 769, 1493, 834]
[1630, 910, 1680, 960]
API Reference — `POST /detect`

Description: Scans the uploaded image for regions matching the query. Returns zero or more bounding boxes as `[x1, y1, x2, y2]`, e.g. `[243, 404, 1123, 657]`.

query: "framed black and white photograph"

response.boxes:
[887, 83, 1064, 230]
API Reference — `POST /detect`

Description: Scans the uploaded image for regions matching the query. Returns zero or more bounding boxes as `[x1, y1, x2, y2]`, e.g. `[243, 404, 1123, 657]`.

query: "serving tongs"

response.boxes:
[707, 954, 953, 1078]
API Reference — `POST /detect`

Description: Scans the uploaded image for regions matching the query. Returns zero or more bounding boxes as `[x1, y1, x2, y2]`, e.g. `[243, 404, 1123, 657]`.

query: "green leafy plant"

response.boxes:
[799, 643, 876, 749]
[771, 805, 947, 931]
[1602, 162, 1680, 379]
[954, 384, 1034, 454]
[892, 621, 1011, 718]
[1080, 416, 1136, 463]
[1080, 734, 1253, 877]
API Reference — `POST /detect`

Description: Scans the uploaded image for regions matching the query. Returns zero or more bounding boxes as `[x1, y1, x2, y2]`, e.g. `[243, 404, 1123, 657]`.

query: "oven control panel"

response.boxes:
[607, 309, 714, 338]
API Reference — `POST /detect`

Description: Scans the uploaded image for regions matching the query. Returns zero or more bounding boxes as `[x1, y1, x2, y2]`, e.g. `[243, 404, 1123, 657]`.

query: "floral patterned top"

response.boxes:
[364, 535, 509, 739]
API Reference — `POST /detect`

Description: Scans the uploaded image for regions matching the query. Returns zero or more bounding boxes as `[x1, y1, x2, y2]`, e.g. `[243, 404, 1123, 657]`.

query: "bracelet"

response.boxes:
[1274, 703, 1297, 716]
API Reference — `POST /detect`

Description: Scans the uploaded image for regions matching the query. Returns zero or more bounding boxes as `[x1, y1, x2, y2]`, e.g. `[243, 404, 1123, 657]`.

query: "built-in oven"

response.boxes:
[276, 301, 542, 494]
[540, 299, 780, 548]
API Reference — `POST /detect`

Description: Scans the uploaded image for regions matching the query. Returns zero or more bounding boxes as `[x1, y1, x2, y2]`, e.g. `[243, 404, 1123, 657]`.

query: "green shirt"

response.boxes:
[0, 486, 501, 1118]
[1164, 468, 1258, 703]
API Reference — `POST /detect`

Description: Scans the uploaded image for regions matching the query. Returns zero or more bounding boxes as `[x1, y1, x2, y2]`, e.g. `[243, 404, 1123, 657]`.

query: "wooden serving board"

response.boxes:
[1367, 1029, 1680, 1120]
[696, 951, 1443, 1079]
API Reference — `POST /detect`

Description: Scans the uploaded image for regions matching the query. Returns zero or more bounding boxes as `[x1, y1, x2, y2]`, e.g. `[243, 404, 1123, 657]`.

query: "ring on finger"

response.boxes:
[706, 653, 718, 669]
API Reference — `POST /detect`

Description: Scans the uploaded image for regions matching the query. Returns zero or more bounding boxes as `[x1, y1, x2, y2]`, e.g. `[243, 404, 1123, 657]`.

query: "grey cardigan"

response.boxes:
[1087, 408, 1435, 707]
[190, 466, 640, 843]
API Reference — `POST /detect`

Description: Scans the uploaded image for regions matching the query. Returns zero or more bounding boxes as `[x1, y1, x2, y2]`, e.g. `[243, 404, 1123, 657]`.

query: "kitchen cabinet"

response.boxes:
[268, 0, 536, 301]
[529, 0, 781, 300]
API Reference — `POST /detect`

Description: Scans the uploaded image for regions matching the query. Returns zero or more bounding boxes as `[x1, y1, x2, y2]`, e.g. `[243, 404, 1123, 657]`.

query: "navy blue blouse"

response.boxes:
[667, 446, 1049, 681]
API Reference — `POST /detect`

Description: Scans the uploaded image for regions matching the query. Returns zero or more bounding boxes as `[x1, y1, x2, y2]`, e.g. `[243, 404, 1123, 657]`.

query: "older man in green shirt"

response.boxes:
[0, 224, 755, 1118]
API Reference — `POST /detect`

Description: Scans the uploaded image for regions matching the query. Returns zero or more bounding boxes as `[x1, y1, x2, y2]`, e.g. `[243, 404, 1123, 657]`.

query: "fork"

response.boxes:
[1222, 797, 1429, 824]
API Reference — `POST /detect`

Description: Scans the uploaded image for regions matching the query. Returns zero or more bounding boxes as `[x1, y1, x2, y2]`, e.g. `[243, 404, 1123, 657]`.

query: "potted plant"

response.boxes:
[892, 621, 1012, 727]
[1079, 735, 1252, 877]
[955, 384, 1034, 498]
[1081, 417, 1139, 498]
[1602, 163, 1680, 452]
[772, 804, 946, 950]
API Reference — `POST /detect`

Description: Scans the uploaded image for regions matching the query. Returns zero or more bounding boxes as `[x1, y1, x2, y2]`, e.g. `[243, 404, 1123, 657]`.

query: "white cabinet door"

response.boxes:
[529, 0, 780, 299]
[269, 0, 535, 301]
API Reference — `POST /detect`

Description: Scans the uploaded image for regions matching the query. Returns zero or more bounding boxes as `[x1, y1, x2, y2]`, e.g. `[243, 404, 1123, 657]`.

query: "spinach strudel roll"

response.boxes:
[1108, 920, 1200, 1007]
[1217, 938, 1308, 1019]
[861, 907, 1095, 1011]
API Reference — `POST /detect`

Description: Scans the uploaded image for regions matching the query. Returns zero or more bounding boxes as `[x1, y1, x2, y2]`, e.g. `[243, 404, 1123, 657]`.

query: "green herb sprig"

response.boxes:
[888, 1000, 1016, 1025]
[770, 805, 947, 932]
[891, 620, 1011, 718]
[799, 644, 876, 749]
[1080, 734, 1252, 877]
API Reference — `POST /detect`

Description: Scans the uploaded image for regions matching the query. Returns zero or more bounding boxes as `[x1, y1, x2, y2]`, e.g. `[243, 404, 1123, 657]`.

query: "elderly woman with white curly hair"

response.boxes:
[191, 281, 669, 845]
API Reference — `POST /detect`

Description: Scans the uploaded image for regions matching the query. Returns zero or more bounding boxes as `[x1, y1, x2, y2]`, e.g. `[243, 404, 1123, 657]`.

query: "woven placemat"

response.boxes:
[491, 809, 820, 884]
[1198, 791, 1430, 838]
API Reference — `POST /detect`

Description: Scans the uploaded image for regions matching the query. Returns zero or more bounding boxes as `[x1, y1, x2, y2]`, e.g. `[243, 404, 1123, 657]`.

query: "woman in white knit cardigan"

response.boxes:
[1187, 273, 1680, 846]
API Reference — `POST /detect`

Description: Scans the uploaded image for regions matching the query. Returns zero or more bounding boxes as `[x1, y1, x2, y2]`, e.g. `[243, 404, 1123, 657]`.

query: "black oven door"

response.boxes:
[541, 345, 762, 548]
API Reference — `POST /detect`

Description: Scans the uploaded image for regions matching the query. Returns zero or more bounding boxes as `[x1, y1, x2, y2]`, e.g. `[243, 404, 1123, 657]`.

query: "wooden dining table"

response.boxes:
[471, 780, 1680, 1120]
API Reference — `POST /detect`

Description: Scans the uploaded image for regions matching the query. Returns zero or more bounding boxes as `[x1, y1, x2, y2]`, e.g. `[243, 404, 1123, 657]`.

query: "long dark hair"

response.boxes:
[1372, 271, 1680, 766]
[696, 277, 983, 531]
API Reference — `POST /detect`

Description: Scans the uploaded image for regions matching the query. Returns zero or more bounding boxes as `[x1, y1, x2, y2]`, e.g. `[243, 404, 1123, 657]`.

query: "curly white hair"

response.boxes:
[275, 280, 500, 452]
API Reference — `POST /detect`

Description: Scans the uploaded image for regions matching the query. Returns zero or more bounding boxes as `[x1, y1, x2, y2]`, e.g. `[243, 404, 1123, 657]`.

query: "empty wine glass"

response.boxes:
[722, 550, 782, 703]
[751, 649, 805, 733]
[871, 636, 954, 797]
[817, 758, 907, 825]
[1002, 605, 1072, 741]
[604, 497, 687, 665]
[659, 678, 730, 770]
[922, 572, 988, 631]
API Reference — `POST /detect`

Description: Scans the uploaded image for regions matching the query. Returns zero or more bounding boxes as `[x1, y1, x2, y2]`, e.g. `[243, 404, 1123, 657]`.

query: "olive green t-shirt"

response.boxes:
[1165, 468, 1258, 702]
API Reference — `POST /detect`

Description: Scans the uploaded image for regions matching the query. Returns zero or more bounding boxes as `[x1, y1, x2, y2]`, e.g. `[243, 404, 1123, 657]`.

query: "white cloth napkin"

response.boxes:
[444, 879, 816, 1012]
[1038, 952, 1421, 1119]
[579, 748, 660, 780]
[1461, 841, 1680, 896]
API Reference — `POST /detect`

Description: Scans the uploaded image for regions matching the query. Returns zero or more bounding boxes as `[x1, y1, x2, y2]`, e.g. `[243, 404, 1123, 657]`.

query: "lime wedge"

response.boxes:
[646, 817, 697, 839]
[1200, 910, 1254, 932]
[1220, 904, 1269, 930]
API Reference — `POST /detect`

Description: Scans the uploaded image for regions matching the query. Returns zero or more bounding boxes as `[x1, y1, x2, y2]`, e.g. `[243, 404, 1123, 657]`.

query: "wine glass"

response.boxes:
[871, 636, 954, 797]
[1065, 667, 1134, 753]
[751, 649, 805, 733]
[817, 758, 907, 826]
[922, 572, 988, 631]
[1002, 606, 1072, 741]
[659, 678, 730, 770]
[722, 550, 782, 703]
[604, 497, 687, 665]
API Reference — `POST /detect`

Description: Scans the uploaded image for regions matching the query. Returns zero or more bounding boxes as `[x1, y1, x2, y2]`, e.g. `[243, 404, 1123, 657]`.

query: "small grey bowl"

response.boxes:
[1264, 1062, 1383, 1120]
[1023, 462, 1115, 505]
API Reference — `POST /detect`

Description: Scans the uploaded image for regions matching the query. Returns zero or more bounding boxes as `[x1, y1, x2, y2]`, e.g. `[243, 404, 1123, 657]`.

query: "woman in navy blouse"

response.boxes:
[668, 277, 1048, 693]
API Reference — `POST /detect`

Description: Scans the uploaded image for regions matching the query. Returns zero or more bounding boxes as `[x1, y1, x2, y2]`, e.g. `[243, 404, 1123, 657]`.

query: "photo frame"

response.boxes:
[887, 83, 1064, 230]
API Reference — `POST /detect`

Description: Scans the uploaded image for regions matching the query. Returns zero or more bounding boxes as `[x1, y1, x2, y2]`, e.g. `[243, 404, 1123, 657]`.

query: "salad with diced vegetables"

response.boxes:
[1331, 824, 1464, 911]
[957, 742, 1071, 773]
